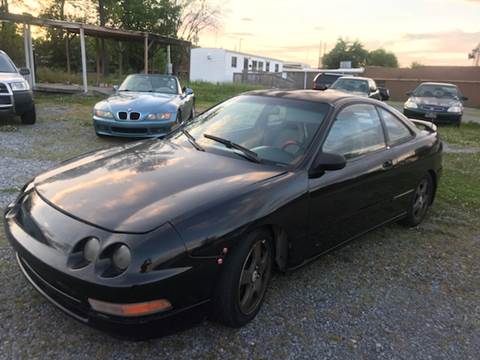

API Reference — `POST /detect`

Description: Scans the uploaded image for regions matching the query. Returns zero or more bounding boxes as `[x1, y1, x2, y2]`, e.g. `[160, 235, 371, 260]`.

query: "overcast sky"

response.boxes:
[199, 0, 480, 67]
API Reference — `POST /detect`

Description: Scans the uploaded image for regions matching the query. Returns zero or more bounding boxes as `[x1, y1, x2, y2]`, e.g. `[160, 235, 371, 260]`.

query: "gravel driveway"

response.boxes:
[0, 101, 479, 359]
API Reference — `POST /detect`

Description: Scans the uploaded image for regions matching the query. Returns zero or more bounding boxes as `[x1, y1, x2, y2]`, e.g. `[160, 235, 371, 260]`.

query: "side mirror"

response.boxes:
[461, 96, 468, 101]
[309, 152, 346, 178]
[379, 87, 390, 101]
[405, 91, 413, 96]
[113, 85, 119, 93]
[19, 68, 30, 76]
[184, 87, 194, 96]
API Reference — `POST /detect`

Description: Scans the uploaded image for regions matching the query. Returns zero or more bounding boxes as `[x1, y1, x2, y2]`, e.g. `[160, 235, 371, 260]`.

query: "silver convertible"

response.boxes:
[93, 74, 195, 138]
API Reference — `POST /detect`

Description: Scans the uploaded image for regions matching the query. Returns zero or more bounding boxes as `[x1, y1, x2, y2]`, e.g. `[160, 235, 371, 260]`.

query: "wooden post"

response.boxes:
[95, 37, 101, 85]
[79, 26, 88, 93]
[144, 34, 148, 74]
[26, 24, 36, 88]
[65, 31, 71, 75]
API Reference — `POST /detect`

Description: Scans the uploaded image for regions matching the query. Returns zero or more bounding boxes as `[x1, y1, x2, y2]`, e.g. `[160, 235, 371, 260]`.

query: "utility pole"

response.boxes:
[469, 43, 479, 66]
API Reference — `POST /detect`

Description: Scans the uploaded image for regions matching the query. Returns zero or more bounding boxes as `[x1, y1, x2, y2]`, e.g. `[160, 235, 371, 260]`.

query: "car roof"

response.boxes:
[244, 89, 356, 104]
[418, 82, 457, 87]
[338, 76, 371, 81]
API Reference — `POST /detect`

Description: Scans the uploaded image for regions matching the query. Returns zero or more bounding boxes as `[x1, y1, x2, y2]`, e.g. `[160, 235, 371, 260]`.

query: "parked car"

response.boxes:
[93, 74, 195, 138]
[5, 90, 442, 338]
[403, 82, 467, 127]
[0, 50, 36, 124]
[312, 72, 344, 90]
[327, 76, 390, 101]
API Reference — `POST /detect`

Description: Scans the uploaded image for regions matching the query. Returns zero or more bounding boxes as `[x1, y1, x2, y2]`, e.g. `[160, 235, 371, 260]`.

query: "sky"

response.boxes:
[198, 0, 480, 67]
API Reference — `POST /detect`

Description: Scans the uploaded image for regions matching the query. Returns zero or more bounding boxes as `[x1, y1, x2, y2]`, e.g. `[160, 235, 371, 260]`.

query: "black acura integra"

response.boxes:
[4, 90, 442, 338]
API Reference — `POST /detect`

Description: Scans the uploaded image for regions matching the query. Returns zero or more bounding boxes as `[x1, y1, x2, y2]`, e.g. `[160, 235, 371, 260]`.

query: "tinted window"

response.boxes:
[331, 78, 369, 94]
[379, 108, 412, 144]
[0, 54, 16, 73]
[323, 104, 386, 159]
[170, 96, 330, 166]
[413, 84, 459, 99]
[315, 74, 341, 86]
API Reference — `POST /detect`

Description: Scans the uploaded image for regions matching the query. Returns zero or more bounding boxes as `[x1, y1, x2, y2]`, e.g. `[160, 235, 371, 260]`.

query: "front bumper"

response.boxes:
[403, 108, 461, 124]
[3, 191, 215, 338]
[93, 117, 175, 138]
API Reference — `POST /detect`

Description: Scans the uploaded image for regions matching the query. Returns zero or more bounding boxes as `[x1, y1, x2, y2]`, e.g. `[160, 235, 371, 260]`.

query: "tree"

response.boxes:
[322, 39, 369, 69]
[177, 0, 222, 45]
[367, 48, 398, 68]
[410, 61, 424, 69]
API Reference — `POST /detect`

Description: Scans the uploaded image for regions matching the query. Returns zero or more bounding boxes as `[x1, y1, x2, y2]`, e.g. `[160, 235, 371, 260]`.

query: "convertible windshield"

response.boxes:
[0, 54, 16, 73]
[119, 75, 179, 94]
[330, 78, 369, 94]
[168, 95, 330, 166]
[414, 84, 459, 99]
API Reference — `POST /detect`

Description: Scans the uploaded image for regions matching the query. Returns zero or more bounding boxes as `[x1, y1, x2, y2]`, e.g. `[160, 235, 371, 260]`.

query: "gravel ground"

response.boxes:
[0, 101, 479, 359]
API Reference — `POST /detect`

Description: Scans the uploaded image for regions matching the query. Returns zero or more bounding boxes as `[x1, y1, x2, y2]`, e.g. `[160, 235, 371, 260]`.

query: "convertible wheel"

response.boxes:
[213, 228, 273, 327]
[399, 174, 434, 227]
[189, 104, 196, 121]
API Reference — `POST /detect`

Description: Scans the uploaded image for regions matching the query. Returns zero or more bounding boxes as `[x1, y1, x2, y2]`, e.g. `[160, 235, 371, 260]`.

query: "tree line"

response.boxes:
[322, 38, 399, 68]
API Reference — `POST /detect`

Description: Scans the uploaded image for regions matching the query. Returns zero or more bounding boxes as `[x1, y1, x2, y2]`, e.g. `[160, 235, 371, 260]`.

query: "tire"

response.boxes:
[399, 174, 434, 227]
[176, 111, 182, 124]
[21, 106, 36, 125]
[189, 104, 196, 121]
[213, 228, 273, 327]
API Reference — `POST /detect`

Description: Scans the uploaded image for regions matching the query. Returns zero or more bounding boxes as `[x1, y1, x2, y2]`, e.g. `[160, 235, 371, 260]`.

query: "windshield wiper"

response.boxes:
[204, 133, 260, 163]
[182, 129, 204, 152]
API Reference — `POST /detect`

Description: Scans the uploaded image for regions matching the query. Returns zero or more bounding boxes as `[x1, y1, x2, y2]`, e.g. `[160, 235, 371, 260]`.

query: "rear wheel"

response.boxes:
[21, 106, 36, 124]
[399, 174, 434, 227]
[213, 228, 273, 327]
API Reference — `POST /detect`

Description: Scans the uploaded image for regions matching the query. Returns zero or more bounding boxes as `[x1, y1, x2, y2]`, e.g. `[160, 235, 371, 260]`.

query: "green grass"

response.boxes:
[438, 153, 480, 212]
[438, 123, 480, 148]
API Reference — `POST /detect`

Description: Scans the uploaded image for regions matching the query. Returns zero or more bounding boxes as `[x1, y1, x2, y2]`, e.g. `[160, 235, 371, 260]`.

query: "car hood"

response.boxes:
[102, 92, 177, 113]
[410, 96, 460, 107]
[33, 140, 284, 234]
[0, 72, 24, 82]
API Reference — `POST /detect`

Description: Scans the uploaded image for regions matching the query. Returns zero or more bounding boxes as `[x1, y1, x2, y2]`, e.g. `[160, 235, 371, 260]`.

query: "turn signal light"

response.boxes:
[88, 298, 172, 317]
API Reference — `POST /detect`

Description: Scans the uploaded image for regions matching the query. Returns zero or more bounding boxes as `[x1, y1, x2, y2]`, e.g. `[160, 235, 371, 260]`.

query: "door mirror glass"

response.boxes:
[19, 68, 30, 76]
[406, 91, 413, 96]
[309, 152, 346, 178]
[184, 87, 194, 96]
[379, 87, 390, 101]
[113, 85, 119, 92]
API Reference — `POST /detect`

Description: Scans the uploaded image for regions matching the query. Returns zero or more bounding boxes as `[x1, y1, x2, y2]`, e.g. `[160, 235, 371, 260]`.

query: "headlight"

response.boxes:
[112, 244, 131, 270]
[146, 113, 172, 120]
[94, 109, 114, 119]
[447, 105, 462, 113]
[10, 80, 30, 91]
[83, 237, 101, 262]
[404, 99, 418, 109]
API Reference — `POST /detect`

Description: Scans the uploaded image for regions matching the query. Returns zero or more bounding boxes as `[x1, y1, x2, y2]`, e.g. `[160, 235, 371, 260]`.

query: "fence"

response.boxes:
[233, 71, 319, 89]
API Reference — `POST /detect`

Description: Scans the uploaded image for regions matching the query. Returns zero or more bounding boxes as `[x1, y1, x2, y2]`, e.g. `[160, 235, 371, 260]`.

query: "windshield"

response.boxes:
[119, 75, 179, 94]
[168, 95, 330, 166]
[330, 78, 369, 94]
[0, 54, 16, 73]
[413, 84, 459, 99]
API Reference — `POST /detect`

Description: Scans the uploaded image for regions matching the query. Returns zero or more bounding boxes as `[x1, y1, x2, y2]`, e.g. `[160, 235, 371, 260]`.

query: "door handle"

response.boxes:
[382, 160, 394, 169]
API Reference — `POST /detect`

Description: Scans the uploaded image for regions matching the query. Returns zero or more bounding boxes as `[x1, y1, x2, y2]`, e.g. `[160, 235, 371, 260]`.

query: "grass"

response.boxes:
[437, 123, 480, 148]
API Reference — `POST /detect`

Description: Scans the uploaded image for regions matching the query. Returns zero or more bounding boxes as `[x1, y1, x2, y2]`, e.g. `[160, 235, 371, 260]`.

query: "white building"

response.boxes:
[190, 48, 284, 83]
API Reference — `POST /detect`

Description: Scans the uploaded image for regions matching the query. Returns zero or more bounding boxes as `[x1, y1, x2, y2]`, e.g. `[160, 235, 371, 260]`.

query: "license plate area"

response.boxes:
[425, 112, 437, 119]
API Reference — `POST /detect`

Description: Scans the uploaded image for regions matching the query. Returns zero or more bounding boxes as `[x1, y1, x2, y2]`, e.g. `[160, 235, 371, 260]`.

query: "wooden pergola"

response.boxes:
[0, 13, 191, 93]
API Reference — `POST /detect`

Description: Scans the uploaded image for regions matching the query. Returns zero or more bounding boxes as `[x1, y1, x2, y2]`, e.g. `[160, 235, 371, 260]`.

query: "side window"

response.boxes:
[231, 56, 237, 68]
[378, 108, 412, 145]
[323, 104, 386, 159]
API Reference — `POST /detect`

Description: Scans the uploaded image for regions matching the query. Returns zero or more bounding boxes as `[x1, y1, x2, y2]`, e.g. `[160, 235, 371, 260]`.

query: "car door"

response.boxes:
[307, 103, 396, 254]
[376, 106, 422, 215]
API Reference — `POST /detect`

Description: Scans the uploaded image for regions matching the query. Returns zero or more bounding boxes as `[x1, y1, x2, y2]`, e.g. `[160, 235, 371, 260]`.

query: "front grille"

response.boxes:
[420, 104, 447, 112]
[0, 83, 9, 94]
[112, 127, 147, 134]
[0, 96, 11, 105]
[118, 112, 128, 120]
[130, 112, 140, 120]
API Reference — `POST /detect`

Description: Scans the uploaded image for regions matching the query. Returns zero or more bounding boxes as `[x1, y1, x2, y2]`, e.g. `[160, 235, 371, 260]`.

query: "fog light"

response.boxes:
[88, 298, 172, 317]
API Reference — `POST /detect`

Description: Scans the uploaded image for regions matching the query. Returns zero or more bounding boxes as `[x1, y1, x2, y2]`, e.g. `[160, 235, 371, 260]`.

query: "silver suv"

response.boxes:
[0, 50, 36, 124]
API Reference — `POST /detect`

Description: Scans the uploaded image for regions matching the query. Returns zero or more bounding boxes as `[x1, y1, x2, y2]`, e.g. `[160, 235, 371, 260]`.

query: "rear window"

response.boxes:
[0, 54, 16, 73]
[315, 74, 341, 85]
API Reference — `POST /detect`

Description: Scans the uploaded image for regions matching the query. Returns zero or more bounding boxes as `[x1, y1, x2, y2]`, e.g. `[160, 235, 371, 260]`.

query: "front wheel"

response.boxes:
[213, 228, 273, 327]
[189, 104, 196, 121]
[399, 174, 434, 227]
[21, 106, 36, 124]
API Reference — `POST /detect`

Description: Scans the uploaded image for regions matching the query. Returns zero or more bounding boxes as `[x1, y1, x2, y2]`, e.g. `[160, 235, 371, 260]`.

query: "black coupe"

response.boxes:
[4, 90, 442, 338]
